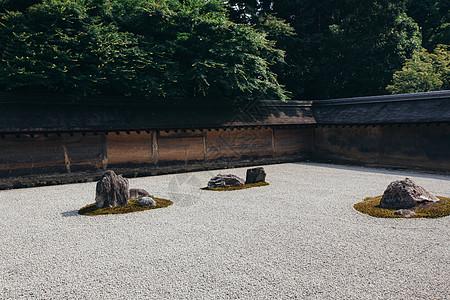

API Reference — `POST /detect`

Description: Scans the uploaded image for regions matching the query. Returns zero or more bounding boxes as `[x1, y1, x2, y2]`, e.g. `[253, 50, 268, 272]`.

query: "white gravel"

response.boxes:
[0, 162, 449, 299]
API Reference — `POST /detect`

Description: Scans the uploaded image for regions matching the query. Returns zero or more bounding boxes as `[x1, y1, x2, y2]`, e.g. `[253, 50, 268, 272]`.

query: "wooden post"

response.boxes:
[101, 133, 108, 170]
[152, 131, 159, 164]
[271, 127, 276, 155]
[202, 130, 207, 161]
[62, 144, 71, 173]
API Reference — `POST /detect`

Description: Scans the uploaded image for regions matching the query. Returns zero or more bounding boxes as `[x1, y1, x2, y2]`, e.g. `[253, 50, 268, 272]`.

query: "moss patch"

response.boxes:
[354, 196, 450, 218]
[78, 197, 173, 216]
[201, 181, 269, 191]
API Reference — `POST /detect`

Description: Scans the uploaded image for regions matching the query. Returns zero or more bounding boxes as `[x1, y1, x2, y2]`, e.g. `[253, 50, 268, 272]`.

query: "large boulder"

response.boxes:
[245, 167, 266, 184]
[380, 178, 439, 209]
[95, 170, 129, 208]
[207, 174, 245, 189]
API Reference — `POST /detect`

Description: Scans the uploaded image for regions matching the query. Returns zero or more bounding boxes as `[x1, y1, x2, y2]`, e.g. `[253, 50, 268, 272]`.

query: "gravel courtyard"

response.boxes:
[0, 162, 449, 299]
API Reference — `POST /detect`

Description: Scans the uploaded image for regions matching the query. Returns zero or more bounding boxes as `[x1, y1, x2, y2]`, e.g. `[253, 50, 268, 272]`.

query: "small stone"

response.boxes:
[207, 174, 245, 189]
[393, 209, 416, 217]
[129, 188, 150, 199]
[380, 178, 439, 209]
[95, 170, 129, 208]
[136, 196, 156, 206]
[245, 167, 266, 184]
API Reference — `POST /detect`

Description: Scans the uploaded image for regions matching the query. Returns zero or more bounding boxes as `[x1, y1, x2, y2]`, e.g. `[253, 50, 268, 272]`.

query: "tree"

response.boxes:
[227, 0, 422, 99]
[386, 44, 450, 94]
[406, 0, 450, 50]
[317, 9, 421, 99]
[0, 0, 289, 101]
[0, 0, 43, 12]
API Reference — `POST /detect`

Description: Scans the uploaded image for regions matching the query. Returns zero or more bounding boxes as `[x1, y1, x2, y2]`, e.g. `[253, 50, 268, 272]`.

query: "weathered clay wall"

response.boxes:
[1, 120, 449, 189]
[0, 127, 314, 187]
[1, 91, 449, 188]
[313, 123, 450, 173]
[0, 133, 105, 177]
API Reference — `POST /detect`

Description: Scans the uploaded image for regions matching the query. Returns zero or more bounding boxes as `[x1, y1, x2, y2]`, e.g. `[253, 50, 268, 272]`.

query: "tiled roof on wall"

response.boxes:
[0, 90, 449, 134]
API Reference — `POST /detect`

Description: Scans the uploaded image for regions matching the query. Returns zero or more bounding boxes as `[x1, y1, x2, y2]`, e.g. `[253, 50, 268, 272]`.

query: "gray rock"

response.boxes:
[136, 196, 156, 206]
[393, 209, 416, 217]
[207, 174, 245, 189]
[380, 178, 439, 209]
[95, 170, 129, 208]
[245, 167, 266, 184]
[129, 188, 150, 199]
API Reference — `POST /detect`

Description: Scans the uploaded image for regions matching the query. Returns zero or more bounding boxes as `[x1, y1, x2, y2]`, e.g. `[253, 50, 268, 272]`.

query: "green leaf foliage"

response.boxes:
[387, 44, 450, 94]
[0, 0, 288, 101]
[227, 0, 422, 99]
[2, 0, 447, 101]
[406, 0, 450, 50]
[0, 0, 43, 13]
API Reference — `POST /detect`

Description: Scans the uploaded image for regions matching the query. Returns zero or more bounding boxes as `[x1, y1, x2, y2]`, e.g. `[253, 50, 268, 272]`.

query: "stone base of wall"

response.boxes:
[0, 155, 309, 190]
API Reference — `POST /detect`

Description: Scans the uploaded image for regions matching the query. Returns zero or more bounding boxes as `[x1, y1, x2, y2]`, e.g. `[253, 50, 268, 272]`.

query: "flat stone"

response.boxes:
[380, 178, 439, 209]
[393, 209, 416, 217]
[207, 174, 245, 189]
[245, 167, 266, 184]
[129, 188, 150, 199]
[136, 197, 156, 206]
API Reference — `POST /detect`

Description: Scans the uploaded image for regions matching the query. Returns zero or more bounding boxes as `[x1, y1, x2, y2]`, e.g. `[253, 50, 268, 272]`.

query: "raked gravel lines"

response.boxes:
[0, 162, 449, 299]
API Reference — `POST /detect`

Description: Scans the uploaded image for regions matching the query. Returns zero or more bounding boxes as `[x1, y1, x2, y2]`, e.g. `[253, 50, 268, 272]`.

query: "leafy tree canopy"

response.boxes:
[227, 0, 423, 99]
[1, 0, 448, 101]
[0, 0, 288, 101]
[387, 44, 449, 94]
[0, 0, 43, 12]
[406, 0, 450, 50]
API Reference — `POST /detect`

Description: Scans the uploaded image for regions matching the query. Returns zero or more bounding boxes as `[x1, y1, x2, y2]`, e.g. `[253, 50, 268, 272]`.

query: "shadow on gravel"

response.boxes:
[61, 210, 79, 217]
[293, 162, 449, 179]
[167, 192, 200, 207]
[165, 171, 212, 207]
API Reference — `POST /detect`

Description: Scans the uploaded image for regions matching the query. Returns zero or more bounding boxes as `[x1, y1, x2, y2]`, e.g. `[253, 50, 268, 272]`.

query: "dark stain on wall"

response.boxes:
[314, 124, 450, 172]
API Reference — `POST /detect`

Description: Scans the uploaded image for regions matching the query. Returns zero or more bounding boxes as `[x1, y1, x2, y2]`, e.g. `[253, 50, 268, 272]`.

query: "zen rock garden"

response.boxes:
[354, 177, 450, 218]
[205, 167, 268, 190]
[380, 178, 439, 216]
[78, 170, 172, 216]
[79, 167, 270, 215]
[80, 168, 448, 218]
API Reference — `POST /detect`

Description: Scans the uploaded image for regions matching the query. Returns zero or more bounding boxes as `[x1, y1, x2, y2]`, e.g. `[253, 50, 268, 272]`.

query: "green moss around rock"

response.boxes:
[78, 197, 173, 216]
[201, 181, 269, 191]
[354, 196, 450, 218]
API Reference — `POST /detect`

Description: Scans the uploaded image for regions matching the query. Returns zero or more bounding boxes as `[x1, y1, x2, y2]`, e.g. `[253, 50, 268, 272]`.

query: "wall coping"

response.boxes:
[311, 90, 450, 106]
[0, 91, 449, 133]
